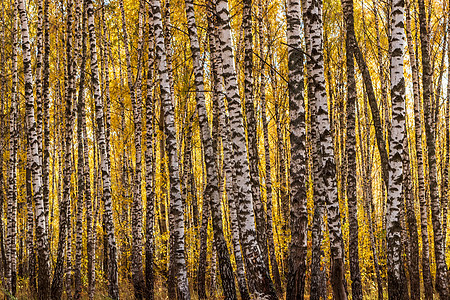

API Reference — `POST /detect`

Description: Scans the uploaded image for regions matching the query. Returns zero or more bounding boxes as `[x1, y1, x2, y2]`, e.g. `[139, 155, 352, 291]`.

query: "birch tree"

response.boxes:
[385, 0, 408, 297]
[17, 0, 52, 297]
[302, 0, 347, 297]
[341, 0, 362, 299]
[152, 0, 190, 298]
[286, 0, 308, 298]
[417, 0, 449, 297]
[214, 0, 278, 298]
[86, 0, 119, 297]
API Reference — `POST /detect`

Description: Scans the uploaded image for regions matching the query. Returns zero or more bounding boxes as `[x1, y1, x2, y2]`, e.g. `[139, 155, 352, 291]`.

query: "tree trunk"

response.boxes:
[341, 1, 363, 299]
[86, 0, 120, 296]
[386, 1, 408, 297]
[51, 0, 75, 297]
[152, 0, 190, 298]
[197, 198, 210, 300]
[242, 0, 271, 279]
[215, 53, 251, 298]
[444, 7, 450, 253]
[359, 99, 384, 299]
[42, 0, 51, 252]
[7, 7, 19, 294]
[145, 6, 156, 300]
[75, 0, 87, 298]
[302, 0, 347, 298]
[257, 0, 283, 293]
[417, 0, 449, 298]
[183, 2, 237, 298]
[214, 1, 277, 298]
[310, 200, 326, 300]
[17, 0, 52, 297]
[403, 132, 420, 300]
[404, 2, 433, 298]
[119, 0, 146, 297]
[285, 0, 307, 298]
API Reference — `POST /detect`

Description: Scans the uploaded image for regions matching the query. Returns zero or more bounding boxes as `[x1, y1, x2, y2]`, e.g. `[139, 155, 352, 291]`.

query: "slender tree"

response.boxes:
[341, 0, 363, 299]
[404, 2, 433, 297]
[184, 1, 238, 298]
[145, 5, 156, 300]
[86, 0, 120, 297]
[214, 24, 250, 296]
[7, 4, 18, 294]
[51, 0, 75, 297]
[417, 0, 449, 297]
[152, 0, 190, 298]
[302, 0, 347, 297]
[74, 0, 87, 298]
[214, 0, 278, 298]
[17, 0, 52, 297]
[119, 0, 146, 297]
[285, 0, 308, 298]
[258, 0, 282, 290]
[386, 0, 408, 297]
[242, 0, 271, 277]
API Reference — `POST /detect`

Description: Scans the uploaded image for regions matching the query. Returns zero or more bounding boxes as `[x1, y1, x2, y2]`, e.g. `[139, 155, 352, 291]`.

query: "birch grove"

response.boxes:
[1, 0, 450, 299]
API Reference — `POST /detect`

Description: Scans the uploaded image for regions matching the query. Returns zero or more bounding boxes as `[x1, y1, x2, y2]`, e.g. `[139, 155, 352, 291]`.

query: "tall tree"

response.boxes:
[417, 0, 449, 297]
[214, 0, 278, 298]
[242, 0, 271, 279]
[302, 0, 347, 297]
[184, 1, 238, 298]
[86, 0, 120, 297]
[257, 0, 282, 291]
[386, 0, 407, 297]
[213, 17, 250, 295]
[119, 0, 146, 297]
[285, 0, 308, 299]
[145, 5, 156, 300]
[7, 3, 18, 294]
[341, 0, 363, 299]
[17, 0, 52, 298]
[74, 0, 87, 298]
[152, 0, 190, 298]
[51, 0, 75, 297]
[404, 2, 433, 298]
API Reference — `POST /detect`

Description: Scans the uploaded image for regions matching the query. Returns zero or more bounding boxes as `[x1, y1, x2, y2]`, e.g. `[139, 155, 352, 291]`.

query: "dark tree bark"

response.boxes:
[341, 1, 363, 299]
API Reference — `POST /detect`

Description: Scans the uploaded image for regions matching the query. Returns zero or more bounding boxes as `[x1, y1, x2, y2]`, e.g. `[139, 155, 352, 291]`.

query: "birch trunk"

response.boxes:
[75, 0, 87, 298]
[341, 1, 362, 299]
[214, 0, 278, 298]
[445, 6, 450, 252]
[242, 0, 270, 276]
[404, 2, 433, 297]
[42, 0, 51, 244]
[302, 0, 347, 297]
[386, 1, 408, 297]
[197, 197, 209, 300]
[7, 6, 18, 294]
[184, 1, 237, 298]
[286, 0, 307, 298]
[17, 0, 52, 297]
[359, 100, 384, 299]
[81, 10, 95, 298]
[145, 6, 156, 300]
[152, 0, 190, 298]
[119, 0, 146, 296]
[257, 0, 282, 291]
[403, 133, 420, 300]
[417, 0, 449, 297]
[51, 0, 74, 296]
[86, 0, 119, 296]
[215, 44, 250, 297]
